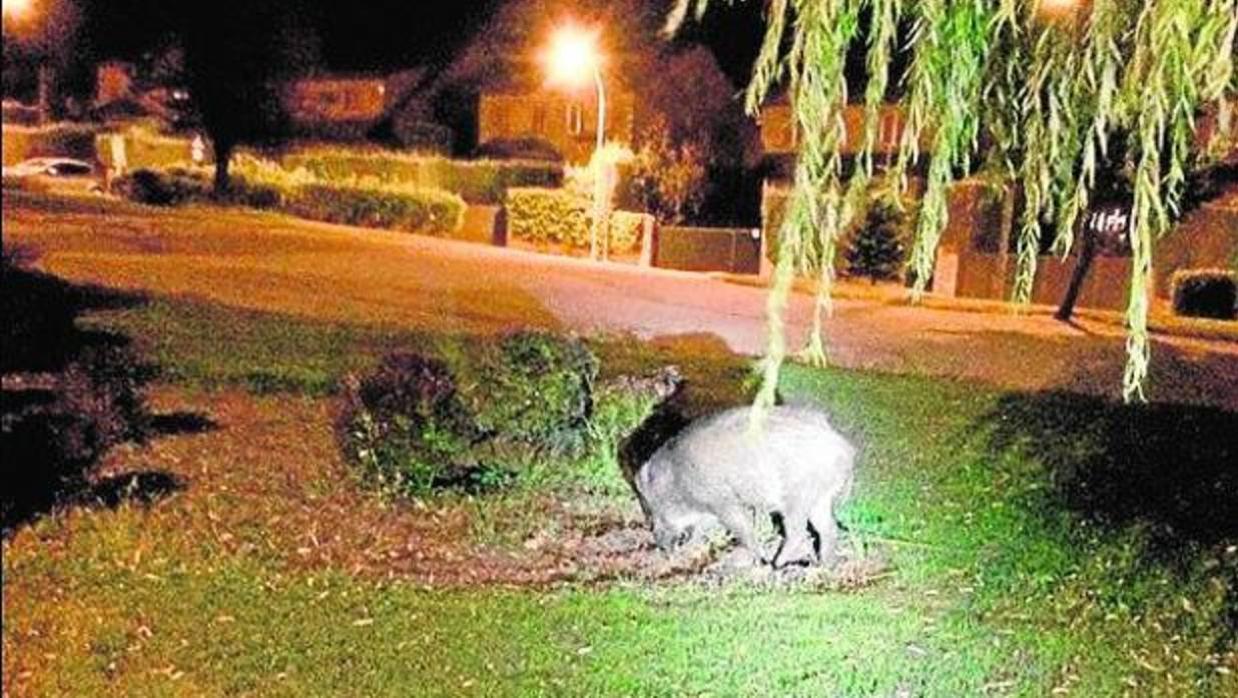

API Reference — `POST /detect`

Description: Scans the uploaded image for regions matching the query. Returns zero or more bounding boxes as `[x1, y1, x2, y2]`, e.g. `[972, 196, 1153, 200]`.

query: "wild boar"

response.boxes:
[634, 405, 855, 568]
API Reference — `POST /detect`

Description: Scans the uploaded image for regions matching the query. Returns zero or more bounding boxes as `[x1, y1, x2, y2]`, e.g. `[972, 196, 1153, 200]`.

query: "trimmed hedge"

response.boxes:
[282, 147, 562, 205]
[113, 165, 465, 237]
[288, 181, 464, 236]
[506, 187, 646, 253]
[1171, 269, 1237, 320]
[506, 187, 589, 246]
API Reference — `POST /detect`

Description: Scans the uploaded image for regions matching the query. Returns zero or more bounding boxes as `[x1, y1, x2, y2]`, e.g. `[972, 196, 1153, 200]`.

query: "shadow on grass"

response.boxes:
[87, 470, 187, 509]
[2, 255, 148, 374]
[979, 390, 1237, 550]
[2, 255, 212, 532]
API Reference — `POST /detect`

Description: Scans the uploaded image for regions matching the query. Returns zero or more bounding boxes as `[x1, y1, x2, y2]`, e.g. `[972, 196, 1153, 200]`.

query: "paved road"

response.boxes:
[5, 192, 1236, 409]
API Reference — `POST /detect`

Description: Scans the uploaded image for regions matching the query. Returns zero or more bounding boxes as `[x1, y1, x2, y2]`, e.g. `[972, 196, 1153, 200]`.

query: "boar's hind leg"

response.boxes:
[808, 498, 840, 567]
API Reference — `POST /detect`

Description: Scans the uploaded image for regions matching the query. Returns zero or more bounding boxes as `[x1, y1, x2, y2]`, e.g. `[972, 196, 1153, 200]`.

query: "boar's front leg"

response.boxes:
[714, 504, 764, 566]
[772, 504, 813, 569]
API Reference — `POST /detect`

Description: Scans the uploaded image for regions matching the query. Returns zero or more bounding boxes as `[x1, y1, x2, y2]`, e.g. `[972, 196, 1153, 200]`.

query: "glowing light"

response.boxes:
[2, 0, 33, 19]
[1038, 0, 1081, 17]
[545, 25, 600, 89]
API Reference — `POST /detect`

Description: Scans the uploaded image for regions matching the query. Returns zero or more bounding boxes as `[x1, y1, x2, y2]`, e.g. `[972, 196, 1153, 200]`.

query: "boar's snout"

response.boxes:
[653, 522, 693, 552]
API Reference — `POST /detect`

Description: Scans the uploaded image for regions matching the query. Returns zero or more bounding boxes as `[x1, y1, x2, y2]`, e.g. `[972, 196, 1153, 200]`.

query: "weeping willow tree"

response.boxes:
[668, 0, 1237, 408]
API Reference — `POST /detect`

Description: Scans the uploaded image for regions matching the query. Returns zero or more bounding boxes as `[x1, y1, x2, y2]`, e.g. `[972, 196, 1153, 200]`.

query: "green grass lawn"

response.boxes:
[5, 291, 1235, 696]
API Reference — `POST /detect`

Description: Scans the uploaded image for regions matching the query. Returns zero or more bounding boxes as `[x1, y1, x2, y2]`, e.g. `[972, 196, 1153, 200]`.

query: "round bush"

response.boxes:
[334, 353, 479, 494]
[457, 331, 599, 454]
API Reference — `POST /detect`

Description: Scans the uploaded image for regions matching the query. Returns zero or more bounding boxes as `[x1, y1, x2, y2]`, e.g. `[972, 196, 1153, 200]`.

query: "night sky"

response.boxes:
[73, 0, 765, 87]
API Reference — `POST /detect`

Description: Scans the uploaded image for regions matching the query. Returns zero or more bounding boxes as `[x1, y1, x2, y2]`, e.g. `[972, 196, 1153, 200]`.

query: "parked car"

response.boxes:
[3, 157, 95, 178]
[2, 158, 102, 194]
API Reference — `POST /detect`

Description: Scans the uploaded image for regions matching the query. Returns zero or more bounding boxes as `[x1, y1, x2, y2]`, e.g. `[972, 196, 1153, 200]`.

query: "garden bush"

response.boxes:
[2, 344, 154, 528]
[1171, 269, 1237, 320]
[287, 181, 464, 236]
[452, 330, 599, 455]
[505, 188, 645, 253]
[334, 353, 480, 494]
[112, 168, 210, 205]
[334, 333, 599, 496]
[112, 167, 283, 209]
[505, 187, 589, 246]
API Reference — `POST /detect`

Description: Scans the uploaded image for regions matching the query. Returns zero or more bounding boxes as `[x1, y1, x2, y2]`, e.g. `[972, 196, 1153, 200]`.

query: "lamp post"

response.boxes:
[546, 26, 607, 260]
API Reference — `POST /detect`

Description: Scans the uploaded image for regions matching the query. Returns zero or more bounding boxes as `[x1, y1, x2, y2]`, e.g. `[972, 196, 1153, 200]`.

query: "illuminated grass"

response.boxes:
[5, 295, 1234, 696]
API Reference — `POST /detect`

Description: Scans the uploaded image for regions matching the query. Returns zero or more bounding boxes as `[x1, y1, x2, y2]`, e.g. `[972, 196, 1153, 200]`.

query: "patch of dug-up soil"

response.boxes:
[529, 514, 893, 591]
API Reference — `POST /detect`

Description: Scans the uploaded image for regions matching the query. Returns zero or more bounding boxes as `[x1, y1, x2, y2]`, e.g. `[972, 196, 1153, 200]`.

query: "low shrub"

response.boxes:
[287, 181, 464, 236]
[506, 187, 644, 252]
[506, 187, 589, 246]
[112, 167, 283, 209]
[1171, 269, 1237, 320]
[334, 353, 480, 494]
[608, 211, 647, 253]
[453, 330, 599, 455]
[112, 168, 210, 205]
[2, 344, 154, 528]
[335, 333, 599, 496]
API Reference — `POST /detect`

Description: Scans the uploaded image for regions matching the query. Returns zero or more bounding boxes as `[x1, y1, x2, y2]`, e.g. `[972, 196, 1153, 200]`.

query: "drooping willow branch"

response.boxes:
[668, 0, 1237, 407]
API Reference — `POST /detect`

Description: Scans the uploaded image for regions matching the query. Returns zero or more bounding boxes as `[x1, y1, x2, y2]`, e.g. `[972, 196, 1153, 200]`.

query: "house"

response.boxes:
[758, 102, 912, 160]
[477, 86, 636, 163]
[280, 68, 432, 144]
[282, 75, 387, 128]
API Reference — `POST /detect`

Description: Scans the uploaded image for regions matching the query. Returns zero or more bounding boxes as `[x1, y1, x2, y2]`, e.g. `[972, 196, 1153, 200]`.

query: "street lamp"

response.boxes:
[1037, 0, 1083, 20]
[545, 25, 607, 260]
[2, 0, 33, 19]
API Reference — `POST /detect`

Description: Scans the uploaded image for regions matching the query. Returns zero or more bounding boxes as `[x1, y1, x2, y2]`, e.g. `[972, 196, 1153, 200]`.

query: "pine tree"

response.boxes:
[845, 202, 905, 284]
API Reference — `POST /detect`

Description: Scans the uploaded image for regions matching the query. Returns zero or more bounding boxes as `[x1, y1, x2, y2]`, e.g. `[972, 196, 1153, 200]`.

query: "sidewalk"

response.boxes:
[714, 273, 1238, 344]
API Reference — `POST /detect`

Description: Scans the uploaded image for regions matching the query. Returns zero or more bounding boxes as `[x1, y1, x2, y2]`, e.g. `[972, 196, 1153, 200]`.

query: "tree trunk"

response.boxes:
[1055, 227, 1098, 322]
[212, 139, 234, 196]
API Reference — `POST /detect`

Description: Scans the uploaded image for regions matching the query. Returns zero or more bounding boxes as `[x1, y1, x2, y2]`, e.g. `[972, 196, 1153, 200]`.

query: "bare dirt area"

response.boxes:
[52, 386, 885, 591]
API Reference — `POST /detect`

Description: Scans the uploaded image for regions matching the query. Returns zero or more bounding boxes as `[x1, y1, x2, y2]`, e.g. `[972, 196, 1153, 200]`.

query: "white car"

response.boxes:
[2, 157, 95, 178]
[2, 157, 102, 194]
